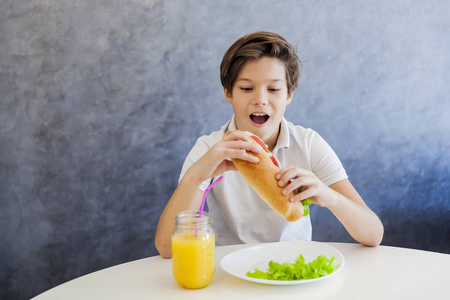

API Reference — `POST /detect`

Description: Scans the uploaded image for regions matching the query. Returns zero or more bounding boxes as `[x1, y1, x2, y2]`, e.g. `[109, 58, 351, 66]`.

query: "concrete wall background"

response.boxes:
[0, 1, 449, 299]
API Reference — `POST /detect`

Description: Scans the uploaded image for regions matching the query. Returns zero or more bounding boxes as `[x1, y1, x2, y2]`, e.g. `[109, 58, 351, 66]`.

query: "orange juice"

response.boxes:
[172, 232, 215, 289]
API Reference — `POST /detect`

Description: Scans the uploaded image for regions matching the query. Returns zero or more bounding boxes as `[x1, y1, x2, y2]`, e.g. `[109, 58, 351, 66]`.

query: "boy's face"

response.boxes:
[224, 57, 293, 150]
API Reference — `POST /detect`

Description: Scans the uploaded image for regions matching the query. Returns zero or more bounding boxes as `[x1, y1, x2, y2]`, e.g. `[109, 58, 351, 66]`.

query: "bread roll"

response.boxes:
[223, 130, 304, 222]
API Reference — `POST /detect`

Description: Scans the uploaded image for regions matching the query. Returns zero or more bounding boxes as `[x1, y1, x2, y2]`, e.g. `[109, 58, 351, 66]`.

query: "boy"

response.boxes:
[155, 31, 383, 258]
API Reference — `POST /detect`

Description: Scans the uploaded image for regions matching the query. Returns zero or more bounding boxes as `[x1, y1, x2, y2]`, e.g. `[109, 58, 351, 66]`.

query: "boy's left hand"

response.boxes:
[276, 166, 384, 247]
[276, 166, 336, 207]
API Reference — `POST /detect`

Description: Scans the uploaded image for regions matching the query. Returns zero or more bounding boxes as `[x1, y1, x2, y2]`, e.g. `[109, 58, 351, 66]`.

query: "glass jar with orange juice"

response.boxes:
[172, 210, 215, 289]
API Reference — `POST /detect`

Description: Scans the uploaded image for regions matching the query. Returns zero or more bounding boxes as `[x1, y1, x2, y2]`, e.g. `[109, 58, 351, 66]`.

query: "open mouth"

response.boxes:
[250, 113, 270, 125]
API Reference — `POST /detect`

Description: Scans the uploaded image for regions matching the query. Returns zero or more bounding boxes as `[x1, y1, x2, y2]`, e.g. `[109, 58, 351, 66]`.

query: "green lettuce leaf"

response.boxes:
[302, 198, 311, 216]
[294, 186, 311, 217]
[246, 254, 340, 281]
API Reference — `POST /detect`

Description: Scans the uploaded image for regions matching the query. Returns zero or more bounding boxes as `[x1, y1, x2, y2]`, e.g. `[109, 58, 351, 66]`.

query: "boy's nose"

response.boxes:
[253, 90, 268, 106]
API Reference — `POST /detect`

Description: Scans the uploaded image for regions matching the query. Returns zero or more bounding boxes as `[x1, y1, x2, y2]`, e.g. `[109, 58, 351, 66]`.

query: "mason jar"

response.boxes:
[171, 210, 215, 289]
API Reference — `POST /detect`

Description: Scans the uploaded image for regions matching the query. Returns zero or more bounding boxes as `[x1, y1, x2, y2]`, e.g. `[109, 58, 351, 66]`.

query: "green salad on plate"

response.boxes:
[246, 254, 340, 281]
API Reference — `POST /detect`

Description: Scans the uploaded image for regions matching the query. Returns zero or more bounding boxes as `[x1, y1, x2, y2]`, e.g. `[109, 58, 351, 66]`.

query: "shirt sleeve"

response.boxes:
[309, 132, 348, 186]
[178, 136, 215, 192]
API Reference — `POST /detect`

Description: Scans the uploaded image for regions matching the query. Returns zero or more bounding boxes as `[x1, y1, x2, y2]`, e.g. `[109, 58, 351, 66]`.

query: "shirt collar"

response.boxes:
[227, 115, 238, 131]
[273, 117, 290, 152]
[226, 115, 290, 152]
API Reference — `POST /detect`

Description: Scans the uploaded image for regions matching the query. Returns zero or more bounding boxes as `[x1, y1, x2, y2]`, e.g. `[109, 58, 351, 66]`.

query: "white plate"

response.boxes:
[220, 241, 344, 285]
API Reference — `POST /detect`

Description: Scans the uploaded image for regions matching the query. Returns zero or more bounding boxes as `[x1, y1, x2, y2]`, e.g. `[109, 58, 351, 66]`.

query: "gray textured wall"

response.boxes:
[1, 0, 449, 299]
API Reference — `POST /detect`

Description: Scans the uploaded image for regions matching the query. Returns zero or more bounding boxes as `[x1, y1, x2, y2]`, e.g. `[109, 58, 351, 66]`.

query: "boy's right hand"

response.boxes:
[187, 131, 262, 183]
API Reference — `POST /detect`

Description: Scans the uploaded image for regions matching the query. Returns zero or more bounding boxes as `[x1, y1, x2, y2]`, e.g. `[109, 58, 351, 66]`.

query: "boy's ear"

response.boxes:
[287, 92, 294, 105]
[223, 87, 232, 104]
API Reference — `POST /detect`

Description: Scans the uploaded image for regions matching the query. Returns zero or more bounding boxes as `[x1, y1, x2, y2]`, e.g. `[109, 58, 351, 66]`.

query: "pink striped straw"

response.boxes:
[199, 175, 223, 217]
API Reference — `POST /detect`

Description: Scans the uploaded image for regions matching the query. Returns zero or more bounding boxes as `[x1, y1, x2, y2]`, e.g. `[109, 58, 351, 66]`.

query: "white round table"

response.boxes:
[32, 242, 450, 300]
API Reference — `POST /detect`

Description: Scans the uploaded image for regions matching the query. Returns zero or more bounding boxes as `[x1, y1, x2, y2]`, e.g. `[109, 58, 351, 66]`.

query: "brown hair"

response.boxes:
[220, 31, 302, 97]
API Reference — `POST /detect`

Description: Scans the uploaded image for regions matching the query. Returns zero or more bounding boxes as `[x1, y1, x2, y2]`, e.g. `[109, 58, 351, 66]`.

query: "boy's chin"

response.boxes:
[243, 126, 275, 138]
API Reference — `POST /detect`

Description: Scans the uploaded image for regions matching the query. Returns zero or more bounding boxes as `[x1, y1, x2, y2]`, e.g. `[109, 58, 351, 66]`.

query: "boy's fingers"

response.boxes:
[228, 140, 261, 154]
[245, 154, 259, 163]
[227, 148, 259, 163]
[278, 170, 299, 187]
[282, 175, 313, 196]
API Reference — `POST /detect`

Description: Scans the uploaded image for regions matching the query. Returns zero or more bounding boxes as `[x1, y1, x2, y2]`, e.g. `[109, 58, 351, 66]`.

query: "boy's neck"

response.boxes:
[265, 124, 281, 152]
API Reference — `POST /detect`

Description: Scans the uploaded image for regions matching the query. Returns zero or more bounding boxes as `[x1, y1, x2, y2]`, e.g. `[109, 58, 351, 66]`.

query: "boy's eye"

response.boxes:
[269, 88, 281, 92]
[240, 87, 253, 91]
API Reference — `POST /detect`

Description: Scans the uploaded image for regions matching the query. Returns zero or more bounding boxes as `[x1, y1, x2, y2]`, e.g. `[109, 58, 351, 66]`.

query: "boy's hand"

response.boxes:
[276, 166, 335, 207]
[188, 131, 262, 183]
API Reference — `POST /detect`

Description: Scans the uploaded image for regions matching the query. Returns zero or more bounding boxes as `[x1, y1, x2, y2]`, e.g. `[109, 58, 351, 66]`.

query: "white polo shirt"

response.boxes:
[179, 116, 348, 246]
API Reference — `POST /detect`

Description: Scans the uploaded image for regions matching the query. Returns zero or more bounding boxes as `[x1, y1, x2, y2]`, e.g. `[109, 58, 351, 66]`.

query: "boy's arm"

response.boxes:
[326, 179, 384, 247]
[154, 170, 205, 258]
[155, 131, 261, 258]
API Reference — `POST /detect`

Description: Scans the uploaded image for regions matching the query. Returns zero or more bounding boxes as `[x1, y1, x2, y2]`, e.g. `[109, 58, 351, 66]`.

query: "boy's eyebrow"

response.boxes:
[236, 78, 285, 83]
